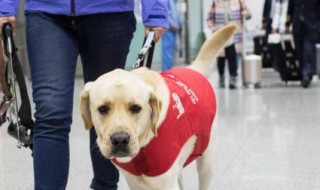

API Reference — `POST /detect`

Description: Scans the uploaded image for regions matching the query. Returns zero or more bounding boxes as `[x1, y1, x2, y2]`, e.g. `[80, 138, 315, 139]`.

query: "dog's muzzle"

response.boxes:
[110, 132, 131, 157]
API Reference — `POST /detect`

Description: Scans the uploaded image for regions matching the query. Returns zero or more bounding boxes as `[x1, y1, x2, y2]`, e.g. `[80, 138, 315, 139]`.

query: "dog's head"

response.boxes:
[80, 69, 161, 161]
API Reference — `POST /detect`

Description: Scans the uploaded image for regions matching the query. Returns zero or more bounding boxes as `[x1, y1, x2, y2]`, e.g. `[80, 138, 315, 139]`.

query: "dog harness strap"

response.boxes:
[112, 68, 216, 176]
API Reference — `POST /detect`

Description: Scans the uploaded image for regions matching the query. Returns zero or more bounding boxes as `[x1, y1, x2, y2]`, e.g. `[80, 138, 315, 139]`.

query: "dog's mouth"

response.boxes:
[111, 146, 131, 157]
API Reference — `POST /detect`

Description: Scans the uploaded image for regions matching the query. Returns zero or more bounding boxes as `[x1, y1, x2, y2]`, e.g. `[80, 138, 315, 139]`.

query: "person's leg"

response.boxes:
[77, 12, 136, 190]
[226, 44, 237, 77]
[294, 21, 313, 87]
[303, 39, 314, 78]
[292, 15, 308, 87]
[26, 12, 78, 190]
[162, 30, 177, 71]
[293, 33, 303, 72]
[217, 56, 226, 88]
[303, 22, 319, 79]
[225, 44, 237, 89]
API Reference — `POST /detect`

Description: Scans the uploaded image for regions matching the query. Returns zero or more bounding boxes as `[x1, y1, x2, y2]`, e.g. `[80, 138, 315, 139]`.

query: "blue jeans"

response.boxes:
[161, 30, 177, 71]
[26, 12, 136, 190]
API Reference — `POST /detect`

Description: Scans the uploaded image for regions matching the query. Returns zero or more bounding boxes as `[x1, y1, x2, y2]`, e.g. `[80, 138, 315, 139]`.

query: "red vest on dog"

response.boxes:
[112, 68, 216, 176]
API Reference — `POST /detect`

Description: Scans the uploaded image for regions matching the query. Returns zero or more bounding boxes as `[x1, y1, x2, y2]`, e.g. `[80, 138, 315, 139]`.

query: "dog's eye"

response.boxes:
[129, 104, 142, 114]
[98, 105, 110, 115]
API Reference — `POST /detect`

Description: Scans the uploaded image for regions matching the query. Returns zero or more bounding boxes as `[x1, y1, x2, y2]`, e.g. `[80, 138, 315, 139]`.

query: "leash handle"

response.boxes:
[132, 31, 156, 69]
[3, 23, 13, 54]
[145, 41, 155, 68]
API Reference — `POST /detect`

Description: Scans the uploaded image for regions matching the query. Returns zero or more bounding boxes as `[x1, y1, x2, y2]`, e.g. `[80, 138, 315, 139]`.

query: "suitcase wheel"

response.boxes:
[243, 83, 261, 89]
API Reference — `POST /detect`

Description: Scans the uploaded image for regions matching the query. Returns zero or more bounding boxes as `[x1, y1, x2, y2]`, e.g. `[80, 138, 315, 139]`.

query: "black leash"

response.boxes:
[0, 22, 34, 150]
[132, 31, 156, 69]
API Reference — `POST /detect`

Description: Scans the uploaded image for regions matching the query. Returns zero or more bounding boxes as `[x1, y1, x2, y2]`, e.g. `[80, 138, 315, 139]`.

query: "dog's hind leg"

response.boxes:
[196, 129, 215, 190]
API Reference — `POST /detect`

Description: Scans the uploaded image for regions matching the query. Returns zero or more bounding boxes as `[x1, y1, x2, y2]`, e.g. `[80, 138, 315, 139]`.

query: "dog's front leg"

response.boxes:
[119, 166, 181, 190]
[143, 175, 181, 190]
[119, 169, 143, 190]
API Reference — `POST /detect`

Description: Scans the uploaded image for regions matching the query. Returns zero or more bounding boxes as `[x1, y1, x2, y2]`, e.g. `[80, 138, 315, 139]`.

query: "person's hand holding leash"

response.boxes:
[0, 16, 16, 33]
[145, 26, 166, 43]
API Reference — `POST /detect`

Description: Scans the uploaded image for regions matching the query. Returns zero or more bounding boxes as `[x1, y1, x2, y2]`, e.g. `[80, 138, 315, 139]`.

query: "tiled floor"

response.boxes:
[1, 68, 320, 190]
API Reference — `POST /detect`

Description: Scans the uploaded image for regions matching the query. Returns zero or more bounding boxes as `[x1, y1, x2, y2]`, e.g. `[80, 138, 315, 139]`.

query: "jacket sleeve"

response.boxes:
[0, 0, 19, 16]
[285, 0, 293, 27]
[239, 0, 251, 20]
[262, 0, 271, 27]
[141, 0, 169, 28]
[167, 0, 181, 29]
[271, 0, 289, 33]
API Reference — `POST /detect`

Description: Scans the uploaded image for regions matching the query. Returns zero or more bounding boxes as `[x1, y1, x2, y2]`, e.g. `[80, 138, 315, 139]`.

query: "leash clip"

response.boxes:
[132, 31, 156, 69]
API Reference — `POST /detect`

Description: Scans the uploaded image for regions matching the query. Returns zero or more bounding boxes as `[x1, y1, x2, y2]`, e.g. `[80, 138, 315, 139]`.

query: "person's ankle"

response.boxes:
[219, 76, 225, 88]
[229, 76, 237, 89]
[301, 77, 311, 88]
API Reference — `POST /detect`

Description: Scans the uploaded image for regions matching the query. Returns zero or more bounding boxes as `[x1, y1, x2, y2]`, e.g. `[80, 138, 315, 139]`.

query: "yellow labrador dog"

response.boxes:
[80, 24, 237, 190]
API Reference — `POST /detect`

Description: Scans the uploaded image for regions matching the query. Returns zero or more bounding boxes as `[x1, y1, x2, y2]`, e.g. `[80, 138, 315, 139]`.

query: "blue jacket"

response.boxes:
[0, 0, 168, 28]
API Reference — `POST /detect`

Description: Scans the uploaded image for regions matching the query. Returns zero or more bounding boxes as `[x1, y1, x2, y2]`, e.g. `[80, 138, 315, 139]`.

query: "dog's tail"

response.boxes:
[188, 23, 239, 77]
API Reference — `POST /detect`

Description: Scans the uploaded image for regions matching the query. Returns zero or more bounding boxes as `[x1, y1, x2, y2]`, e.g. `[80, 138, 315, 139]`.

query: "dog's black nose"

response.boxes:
[110, 132, 130, 146]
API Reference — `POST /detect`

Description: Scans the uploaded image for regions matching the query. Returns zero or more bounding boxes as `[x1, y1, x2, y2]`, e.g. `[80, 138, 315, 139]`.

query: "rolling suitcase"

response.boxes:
[253, 35, 272, 68]
[242, 19, 262, 88]
[242, 54, 262, 88]
[277, 36, 301, 83]
[268, 41, 282, 72]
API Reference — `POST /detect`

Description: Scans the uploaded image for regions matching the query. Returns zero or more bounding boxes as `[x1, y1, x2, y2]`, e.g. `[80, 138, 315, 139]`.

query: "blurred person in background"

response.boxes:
[162, 0, 182, 71]
[262, 0, 290, 71]
[287, 0, 320, 88]
[207, 0, 251, 89]
[263, 0, 290, 35]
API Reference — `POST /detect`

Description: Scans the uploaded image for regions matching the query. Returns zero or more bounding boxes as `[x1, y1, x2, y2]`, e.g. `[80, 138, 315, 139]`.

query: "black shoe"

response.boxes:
[229, 76, 237, 89]
[301, 79, 311, 88]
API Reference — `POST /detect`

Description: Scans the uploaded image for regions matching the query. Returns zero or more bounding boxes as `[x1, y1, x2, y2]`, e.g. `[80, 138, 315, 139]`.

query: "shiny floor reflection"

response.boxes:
[1, 69, 320, 190]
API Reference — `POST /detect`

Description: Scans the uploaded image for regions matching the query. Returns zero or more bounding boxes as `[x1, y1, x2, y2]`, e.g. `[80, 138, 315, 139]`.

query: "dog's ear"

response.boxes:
[149, 91, 161, 136]
[80, 82, 93, 130]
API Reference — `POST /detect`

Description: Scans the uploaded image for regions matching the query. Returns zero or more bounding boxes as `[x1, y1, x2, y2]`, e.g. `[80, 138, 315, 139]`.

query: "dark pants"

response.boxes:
[292, 14, 320, 79]
[217, 44, 237, 77]
[26, 12, 136, 190]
